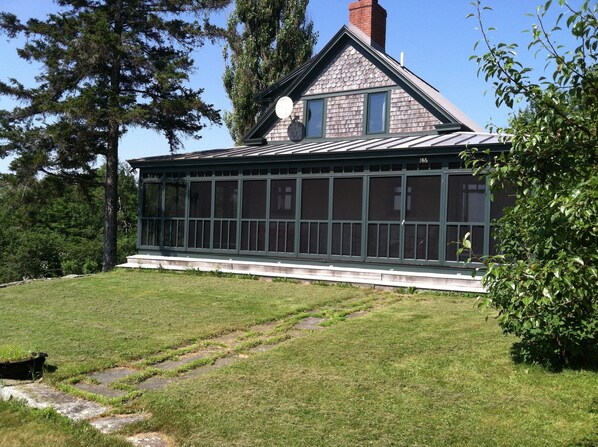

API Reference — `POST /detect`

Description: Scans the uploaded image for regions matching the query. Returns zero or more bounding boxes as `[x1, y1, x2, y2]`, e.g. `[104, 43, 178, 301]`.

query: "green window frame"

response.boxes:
[366, 91, 388, 134]
[305, 99, 325, 139]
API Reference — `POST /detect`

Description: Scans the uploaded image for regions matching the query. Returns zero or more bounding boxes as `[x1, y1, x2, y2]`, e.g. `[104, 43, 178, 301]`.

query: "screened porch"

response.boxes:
[137, 157, 514, 268]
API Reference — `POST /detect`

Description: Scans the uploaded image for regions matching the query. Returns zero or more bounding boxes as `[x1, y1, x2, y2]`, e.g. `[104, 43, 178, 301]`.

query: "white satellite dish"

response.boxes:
[275, 96, 293, 119]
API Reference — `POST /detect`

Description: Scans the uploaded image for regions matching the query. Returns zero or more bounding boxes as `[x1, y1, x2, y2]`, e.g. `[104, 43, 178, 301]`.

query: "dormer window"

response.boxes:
[366, 92, 388, 134]
[306, 99, 324, 138]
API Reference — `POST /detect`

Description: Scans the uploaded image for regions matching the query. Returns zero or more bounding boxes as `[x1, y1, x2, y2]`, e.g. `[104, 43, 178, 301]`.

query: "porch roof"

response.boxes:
[128, 132, 510, 168]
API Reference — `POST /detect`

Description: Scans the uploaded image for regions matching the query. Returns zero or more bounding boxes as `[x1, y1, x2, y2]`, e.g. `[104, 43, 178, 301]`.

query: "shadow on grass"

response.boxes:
[510, 340, 598, 372]
[44, 363, 58, 373]
[568, 437, 598, 447]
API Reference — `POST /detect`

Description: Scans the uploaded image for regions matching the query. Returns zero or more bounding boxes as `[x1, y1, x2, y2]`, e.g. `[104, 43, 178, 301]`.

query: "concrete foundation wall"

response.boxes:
[121, 255, 484, 293]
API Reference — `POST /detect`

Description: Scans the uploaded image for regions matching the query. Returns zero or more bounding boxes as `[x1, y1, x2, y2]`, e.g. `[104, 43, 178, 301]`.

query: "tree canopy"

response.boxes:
[465, 0, 597, 367]
[223, 0, 317, 144]
[0, 165, 137, 283]
[0, 0, 230, 270]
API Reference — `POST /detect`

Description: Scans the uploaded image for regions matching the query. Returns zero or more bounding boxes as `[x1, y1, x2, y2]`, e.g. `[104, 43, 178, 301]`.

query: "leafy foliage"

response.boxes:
[464, 0, 597, 367]
[0, 0, 229, 270]
[0, 165, 137, 283]
[223, 0, 317, 144]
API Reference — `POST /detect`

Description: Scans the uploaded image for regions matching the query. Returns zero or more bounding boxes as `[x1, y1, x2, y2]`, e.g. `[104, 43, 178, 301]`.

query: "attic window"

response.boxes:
[366, 92, 388, 134]
[306, 99, 324, 138]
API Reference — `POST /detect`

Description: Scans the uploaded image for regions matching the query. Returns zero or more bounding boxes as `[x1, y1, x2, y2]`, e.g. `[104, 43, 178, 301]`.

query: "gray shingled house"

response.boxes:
[125, 0, 513, 291]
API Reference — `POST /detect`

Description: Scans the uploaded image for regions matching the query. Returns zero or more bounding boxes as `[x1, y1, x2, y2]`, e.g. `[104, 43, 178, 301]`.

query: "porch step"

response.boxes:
[119, 255, 485, 293]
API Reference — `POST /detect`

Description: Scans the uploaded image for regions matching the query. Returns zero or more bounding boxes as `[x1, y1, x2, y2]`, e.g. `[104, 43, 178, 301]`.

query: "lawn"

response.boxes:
[0, 270, 364, 379]
[0, 270, 596, 447]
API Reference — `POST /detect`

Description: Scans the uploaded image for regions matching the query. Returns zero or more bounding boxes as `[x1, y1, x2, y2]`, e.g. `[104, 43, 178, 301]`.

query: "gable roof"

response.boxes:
[243, 26, 484, 144]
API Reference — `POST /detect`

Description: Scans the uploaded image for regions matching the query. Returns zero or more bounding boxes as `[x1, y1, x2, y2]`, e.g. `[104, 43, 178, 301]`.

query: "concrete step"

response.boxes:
[120, 255, 484, 293]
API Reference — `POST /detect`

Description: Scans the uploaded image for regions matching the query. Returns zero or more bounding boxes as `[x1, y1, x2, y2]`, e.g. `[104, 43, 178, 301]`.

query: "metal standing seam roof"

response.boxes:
[128, 132, 510, 166]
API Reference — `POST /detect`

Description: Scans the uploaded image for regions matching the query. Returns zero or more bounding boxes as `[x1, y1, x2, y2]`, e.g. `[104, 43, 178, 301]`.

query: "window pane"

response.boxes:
[405, 176, 441, 221]
[447, 175, 486, 222]
[215, 181, 238, 218]
[142, 183, 161, 218]
[306, 99, 324, 138]
[243, 180, 267, 219]
[333, 178, 362, 220]
[301, 179, 329, 220]
[367, 92, 387, 134]
[369, 176, 402, 221]
[270, 179, 296, 219]
[190, 182, 212, 218]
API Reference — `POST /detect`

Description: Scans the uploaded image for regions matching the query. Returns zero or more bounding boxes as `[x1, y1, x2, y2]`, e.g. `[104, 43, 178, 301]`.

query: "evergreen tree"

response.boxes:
[0, 0, 230, 271]
[223, 0, 317, 144]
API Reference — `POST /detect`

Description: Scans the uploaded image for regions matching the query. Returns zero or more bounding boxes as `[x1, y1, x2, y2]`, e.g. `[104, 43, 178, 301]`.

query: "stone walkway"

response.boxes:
[0, 291, 394, 446]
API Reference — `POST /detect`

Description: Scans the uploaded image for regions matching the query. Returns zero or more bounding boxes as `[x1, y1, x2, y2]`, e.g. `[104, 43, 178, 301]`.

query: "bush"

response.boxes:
[82, 259, 100, 275]
[467, 0, 597, 368]
[61, 259, 81, 276]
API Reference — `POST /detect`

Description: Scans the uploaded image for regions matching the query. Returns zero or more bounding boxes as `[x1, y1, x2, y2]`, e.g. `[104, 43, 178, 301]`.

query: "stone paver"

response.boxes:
[137, 376, 176, 391]
[0, 382, 108, 421]
[0, 378, 34, 386]
[73, 382, 128, 398]
[90, 413, 149, 434]
[153, 350, 218, 371]
[249, 344, 276, 354]
[89, 367, 138, 385]
[181, 356, 238, 380]
[211, 331, 243, 347]
[126, 432, 173, 447]
[295, 317, 327, 330]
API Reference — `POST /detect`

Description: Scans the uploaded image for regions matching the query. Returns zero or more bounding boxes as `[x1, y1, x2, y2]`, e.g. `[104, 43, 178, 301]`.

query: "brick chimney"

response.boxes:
[349, 0, 387, 52]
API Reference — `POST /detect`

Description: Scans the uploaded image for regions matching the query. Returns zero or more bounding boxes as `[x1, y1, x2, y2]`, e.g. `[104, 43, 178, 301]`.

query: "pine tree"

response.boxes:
[223, 0, 317, 144]
[0, 0, 230, 271]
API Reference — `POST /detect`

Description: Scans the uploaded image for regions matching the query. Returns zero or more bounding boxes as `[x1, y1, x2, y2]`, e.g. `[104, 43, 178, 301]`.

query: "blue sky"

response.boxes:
[0, 0, 578, 172]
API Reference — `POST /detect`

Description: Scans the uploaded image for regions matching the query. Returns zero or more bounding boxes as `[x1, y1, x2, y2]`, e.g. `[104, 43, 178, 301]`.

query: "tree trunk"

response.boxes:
[102, 140, 119, 271]
[102, 0, 123, 272]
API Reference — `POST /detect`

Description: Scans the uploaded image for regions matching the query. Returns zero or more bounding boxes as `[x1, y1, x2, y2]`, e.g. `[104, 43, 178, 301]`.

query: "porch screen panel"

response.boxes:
[332, 178, 362, 256]
[241, 180, 266, 251]
[489, 183, 516, 255]
[163, 183, 186, 248]
[214, 181, 238, 250]
[300, 179, 329, 255]
[269, 179, 296, 253]
[446, 175, 486, 262]
[368, 176, 402, 258]
[403, 176, 440, 261]
[141, 183, 161, 246]
[188, 182, 212, 249]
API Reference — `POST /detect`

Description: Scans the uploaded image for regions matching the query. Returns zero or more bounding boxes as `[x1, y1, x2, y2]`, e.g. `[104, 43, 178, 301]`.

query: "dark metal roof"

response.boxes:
[129, 132, 510, 167]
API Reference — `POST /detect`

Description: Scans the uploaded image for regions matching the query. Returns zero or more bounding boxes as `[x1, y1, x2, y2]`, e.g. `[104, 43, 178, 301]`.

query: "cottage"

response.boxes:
[126, 0, 514, 291]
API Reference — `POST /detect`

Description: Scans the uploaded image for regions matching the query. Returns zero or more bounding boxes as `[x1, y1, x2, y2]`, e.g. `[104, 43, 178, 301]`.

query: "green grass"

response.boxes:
[0, 344, 37, 363]
[0, 271, 596, 446]
[138, 296, 597, 447]
[0, 269, 369, 379]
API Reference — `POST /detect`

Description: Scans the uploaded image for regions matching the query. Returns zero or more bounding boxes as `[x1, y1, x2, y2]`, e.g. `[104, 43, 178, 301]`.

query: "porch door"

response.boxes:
[403, 175, 441, 262]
